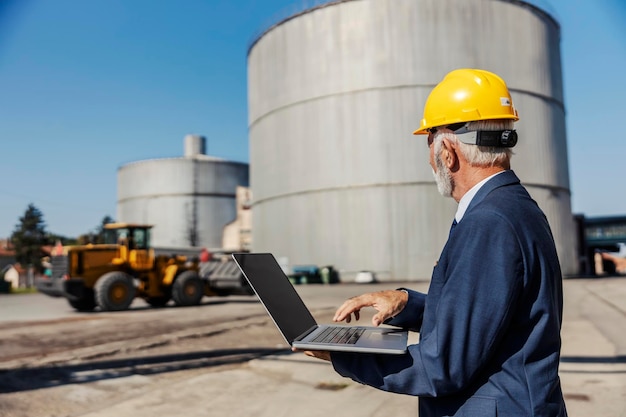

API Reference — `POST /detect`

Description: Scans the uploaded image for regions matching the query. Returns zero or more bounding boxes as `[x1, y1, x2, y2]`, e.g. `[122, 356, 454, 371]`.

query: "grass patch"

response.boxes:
[7, 287, 39, 294]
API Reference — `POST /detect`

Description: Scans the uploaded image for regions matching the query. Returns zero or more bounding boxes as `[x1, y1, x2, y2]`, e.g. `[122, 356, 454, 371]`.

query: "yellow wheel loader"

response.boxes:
[37, 223, 222, 311]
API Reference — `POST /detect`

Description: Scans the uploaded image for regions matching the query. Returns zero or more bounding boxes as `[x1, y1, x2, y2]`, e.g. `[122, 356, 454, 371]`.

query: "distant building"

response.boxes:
[117, 135, 249, 250]
[3, 265, 20, 289]
[0, 239, 15, 271]
[222, 186, 252, 252]
[575, 215, 626, 276]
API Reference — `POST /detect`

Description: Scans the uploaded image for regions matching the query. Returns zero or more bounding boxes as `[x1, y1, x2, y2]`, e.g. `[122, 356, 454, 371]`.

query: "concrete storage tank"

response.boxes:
[117, 135, 249, 250]
[248, 0, 576, 281]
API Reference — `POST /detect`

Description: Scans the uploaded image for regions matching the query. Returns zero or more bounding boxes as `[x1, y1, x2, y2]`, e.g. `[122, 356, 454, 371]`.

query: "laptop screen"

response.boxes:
[232, 253, 318, 344]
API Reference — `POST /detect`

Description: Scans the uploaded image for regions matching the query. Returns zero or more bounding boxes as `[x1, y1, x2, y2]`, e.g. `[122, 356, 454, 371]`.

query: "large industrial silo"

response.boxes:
[117, 135, 249, 250]
[248, 0, 576, 280]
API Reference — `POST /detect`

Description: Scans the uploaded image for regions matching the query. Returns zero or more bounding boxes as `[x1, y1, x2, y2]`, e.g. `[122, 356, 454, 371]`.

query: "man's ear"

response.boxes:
[441, 138, 458, 169]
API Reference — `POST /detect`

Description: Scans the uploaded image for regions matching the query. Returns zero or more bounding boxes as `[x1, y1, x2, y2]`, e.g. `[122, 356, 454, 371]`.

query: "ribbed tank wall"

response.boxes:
[248, 0, 576, 280]
[117, 158, 249, 248]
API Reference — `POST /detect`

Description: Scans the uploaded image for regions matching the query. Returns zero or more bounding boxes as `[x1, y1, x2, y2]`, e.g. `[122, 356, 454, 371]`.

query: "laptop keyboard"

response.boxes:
[311, 327, 365, 345]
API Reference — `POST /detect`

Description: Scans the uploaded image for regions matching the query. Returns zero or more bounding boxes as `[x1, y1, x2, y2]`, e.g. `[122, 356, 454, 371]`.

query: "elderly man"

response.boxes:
[299, 69, 568, 417]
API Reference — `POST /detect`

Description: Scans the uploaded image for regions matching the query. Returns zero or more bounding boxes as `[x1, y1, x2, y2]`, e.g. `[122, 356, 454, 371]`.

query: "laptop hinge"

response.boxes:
[294, 326, 318, 342]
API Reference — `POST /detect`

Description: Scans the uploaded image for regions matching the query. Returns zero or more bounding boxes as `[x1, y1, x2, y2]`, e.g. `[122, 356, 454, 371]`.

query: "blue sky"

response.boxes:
[1, 0, 625, 239]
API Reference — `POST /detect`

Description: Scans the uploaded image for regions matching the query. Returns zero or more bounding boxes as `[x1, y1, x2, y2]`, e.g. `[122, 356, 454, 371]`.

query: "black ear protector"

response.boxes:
[474, 130, 518, 147]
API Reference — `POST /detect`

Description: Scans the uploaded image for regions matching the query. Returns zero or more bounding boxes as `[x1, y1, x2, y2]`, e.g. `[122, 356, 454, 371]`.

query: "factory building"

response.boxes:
[247, 0, 577, 281]
[117, 135, 249, 251]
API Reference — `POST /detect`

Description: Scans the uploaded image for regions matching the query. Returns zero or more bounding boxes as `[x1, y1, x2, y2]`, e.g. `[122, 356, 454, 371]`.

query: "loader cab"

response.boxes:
[103, 224, 151, 249]
[103, 223, 154, 270]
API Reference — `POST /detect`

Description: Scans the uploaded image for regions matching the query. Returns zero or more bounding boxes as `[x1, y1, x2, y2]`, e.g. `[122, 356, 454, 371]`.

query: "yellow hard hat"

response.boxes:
[413, 68, 519, 135]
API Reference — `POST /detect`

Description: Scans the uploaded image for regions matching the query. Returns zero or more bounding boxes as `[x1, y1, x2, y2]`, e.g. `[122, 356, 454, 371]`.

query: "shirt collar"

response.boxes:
[454, 170, 506, 223]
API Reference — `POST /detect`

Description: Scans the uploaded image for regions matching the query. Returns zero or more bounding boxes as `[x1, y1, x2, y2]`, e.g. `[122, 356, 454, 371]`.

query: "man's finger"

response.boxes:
[333, 296, 371, 322]
[372, 312, 387, 326]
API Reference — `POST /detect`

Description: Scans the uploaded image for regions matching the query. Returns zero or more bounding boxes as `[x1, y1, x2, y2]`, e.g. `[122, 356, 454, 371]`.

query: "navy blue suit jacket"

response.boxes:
[332, 170, 567, 416]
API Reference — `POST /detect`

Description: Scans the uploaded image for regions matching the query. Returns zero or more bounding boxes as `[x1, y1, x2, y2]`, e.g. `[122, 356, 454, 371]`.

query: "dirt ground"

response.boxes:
[1, 278, 625, 417]
[0, 291, 346, 417]
[0, 295, 301, 417]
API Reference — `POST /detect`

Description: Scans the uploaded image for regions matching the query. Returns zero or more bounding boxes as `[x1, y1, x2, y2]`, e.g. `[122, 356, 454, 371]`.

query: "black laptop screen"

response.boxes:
[232, 253, 318, 344]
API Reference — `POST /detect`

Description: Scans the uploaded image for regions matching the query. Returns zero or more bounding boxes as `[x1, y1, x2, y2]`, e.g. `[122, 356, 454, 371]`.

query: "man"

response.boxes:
[298, 69, 568, 416]
[599, 251, 626, 274]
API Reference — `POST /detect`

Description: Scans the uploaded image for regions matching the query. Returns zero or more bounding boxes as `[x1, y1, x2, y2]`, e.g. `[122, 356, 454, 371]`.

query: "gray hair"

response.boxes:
[433, 119, 515, 167]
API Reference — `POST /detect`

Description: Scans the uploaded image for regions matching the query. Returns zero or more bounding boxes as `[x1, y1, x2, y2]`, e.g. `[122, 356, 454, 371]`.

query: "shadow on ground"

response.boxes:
[0, 347, 288, 393]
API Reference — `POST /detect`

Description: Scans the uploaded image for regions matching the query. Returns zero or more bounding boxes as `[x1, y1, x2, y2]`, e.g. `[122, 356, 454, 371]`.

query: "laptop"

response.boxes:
[232, 253, 408, 354]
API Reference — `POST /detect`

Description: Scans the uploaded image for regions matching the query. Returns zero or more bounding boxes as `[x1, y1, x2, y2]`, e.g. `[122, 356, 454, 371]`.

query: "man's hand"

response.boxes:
[291, 290, 408, 361]
[333, 290, 408, 327]
[292, 347, 331, 361]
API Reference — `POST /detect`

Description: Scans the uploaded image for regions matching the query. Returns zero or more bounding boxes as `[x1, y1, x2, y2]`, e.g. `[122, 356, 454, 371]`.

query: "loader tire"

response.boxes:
[146, 295, 170, 308]
[172, 271, 204, 306]
[95, 272, 136, 311]
[68, 289, 97, 312]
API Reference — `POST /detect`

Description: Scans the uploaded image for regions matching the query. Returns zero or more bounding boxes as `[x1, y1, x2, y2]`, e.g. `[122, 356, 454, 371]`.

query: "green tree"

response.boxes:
[11, 203, 49, 271]
[97, 215, 115, 243]
[77, 215, 115, 244]
[47, 233, 77, 246]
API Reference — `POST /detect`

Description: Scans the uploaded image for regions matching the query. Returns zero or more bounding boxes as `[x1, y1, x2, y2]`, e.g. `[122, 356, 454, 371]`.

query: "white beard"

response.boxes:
[433, 152, 453, 197]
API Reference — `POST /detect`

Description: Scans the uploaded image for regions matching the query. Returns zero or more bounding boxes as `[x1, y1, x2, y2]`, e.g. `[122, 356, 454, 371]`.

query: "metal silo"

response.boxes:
[248, 0, 576, 280]
[117, 135, 249, 250]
